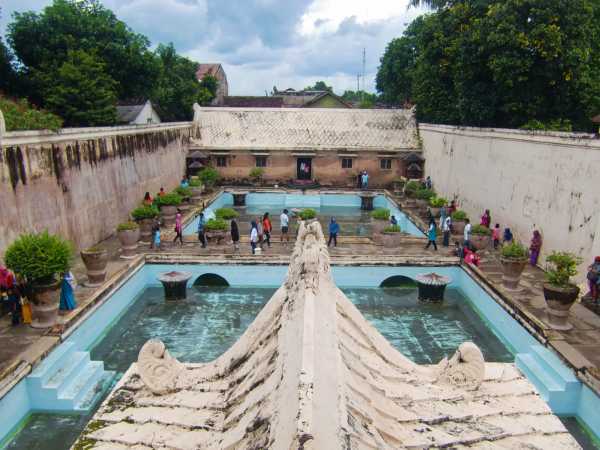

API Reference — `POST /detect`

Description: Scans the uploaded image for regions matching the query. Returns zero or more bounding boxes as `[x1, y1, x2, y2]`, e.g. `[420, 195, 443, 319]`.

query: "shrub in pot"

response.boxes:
[131, 205, 159, 242]
[499, 241, 528, 291]
[198, 167, 220, 193]
[80, 245, 108, 287]
[543, 251, 583, 330]
[371, 208, 391, 236]
[215, 207, 239, 220]
[174, 186, 193, 213]
[249, 167, 265, 186]
[470, 224, 491, 250]
[429, 196, 447, 218]
[415, 188, 435, 210]
[451, 210, 468, 235]
[117, 221, 140, 259]
[380, 224, 403, 247]
[4, 231, 72, 328]
[204, 218, 228, 244]
[298, 208, 317, 220]
[156, 193, 182, 227]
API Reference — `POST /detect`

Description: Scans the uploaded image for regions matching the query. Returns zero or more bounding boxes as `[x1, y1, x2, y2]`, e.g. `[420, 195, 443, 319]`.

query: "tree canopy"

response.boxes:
[377, 0, 600, 131]
[304, 81, 333, 92]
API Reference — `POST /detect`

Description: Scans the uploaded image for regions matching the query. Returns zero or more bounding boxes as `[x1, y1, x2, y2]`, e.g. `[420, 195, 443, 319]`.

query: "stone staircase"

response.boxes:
[516, 344, 581, 414]
[27, 342, 114, 412]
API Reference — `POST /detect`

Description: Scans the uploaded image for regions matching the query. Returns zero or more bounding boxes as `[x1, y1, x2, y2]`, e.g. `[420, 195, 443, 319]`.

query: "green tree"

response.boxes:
[41, 50, 117, 126]
[341, 90, 378, 107]
[304, 81, 333, 92]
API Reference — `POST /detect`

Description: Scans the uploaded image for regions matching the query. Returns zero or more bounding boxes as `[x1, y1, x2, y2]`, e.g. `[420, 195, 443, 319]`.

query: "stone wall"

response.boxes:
[420, 123, 600, 277]
[0, 121, 194, 256]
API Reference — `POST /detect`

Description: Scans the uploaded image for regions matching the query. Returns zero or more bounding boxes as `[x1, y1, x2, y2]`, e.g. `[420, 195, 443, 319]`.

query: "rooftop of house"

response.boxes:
[116, 101, 151, 123]
[221, 96, 284, 108]
[196, 63, 223, 81]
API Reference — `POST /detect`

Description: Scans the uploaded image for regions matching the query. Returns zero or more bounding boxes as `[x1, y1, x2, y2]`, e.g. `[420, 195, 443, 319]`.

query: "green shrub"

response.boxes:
[451, 210, 468, 221]
[471, 224, 491, 236]
[215, 207, 239, 220]
[117, 221, 139, 232]
[4, 231, 72, 282]
[371, 208, 391, 221]
[298, 208, 317, 220]
[198, 167, 220, 187]
[205, 218, 228, 231]
[384, 224, 402, 233]
[189, 178, 202, 188]
[416, 188, 435, 200]
[0, 95, 64, 131]
[429, 196, 447, 207]
[174, 186, 192, 198]
[405, 180, 421, 195]
[155, 193, 182, 207]
[131, 205, 159, 220]
[501, 241, 528, 259]
[545, 251, 582, 287]
[249, 167, 264, 179]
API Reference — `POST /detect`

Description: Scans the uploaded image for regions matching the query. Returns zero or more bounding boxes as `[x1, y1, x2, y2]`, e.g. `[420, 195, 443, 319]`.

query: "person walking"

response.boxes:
[529, 230, 542, 266]
[280, 209, 290, 246]
[150, 218, 161, 249]
[361, 171, 369, 189]
[425, 218, 438, 250]
[256, 217, 264, 250]
[143, 191, 153, 206]
[328, 217, 340, 247]
[250, 221, 259, 255]
[464, 218, 472, 250]
[503, 227, 513, 244]
[262, 212, 272, 247]
[59, 271, 77, 312]
[439, 204, 448, 228]
[480, 209, 491, 228]
[587, 257, 600, 303]
[173, 211, 184, 246]
[153, 226, 161, 251]
[197, 212, 207, 248]
[230, 219, 240, 253]
[492, 224, 501, 249]
[425, 176, 432, 190]
[442, 214, 452, 247]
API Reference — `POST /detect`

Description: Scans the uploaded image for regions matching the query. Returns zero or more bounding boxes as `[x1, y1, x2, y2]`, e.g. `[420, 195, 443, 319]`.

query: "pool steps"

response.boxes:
[516, 344, 581, 414]
[27, 342, 114, 412]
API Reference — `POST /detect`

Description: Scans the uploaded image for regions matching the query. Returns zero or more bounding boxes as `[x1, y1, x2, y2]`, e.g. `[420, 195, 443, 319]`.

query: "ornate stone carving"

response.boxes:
[137, 339, 185, 394]
[435, 342, 485, 390]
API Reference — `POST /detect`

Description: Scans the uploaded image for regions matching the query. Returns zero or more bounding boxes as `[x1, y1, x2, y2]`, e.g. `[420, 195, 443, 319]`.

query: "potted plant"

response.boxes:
[189, 178, 203, 204]
[80, 245, 108, 287]
[380, 224, 403, 247]
[451, 210, 469, 235]
[4, 231, 72, 328]
[543, 251, 583, 330]
[429, 196, 447, 218]
[392, 177, 407, 194]
[174, 186, 193, 214]
[117, 221, 140, 259]
[198, 167, 220, 193]
[215, 207, 239, 220]
[155, 192, 182, 227]
[249, 167, 265, 186]
[499, 241, 528, 291]
[470, 224, 491, 250]
[204, 218, 228, 244]
[370, 208, 391, 238]
[131, 205, 159, 242]
[415, 188, 435, 210]
[298, 208, 317, 221]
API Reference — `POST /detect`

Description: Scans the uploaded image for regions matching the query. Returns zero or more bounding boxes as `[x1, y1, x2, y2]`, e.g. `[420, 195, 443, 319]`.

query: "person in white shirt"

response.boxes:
[250, 221, 258, 254]
[442, 215, 452, 247]
[464, 218, 472, 249]
[280, 209, 290, 246]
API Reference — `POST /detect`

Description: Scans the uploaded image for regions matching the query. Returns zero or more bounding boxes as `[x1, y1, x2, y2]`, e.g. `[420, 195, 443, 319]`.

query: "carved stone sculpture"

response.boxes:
[137, 339, 185, 394]
[435, 341, 485, 390]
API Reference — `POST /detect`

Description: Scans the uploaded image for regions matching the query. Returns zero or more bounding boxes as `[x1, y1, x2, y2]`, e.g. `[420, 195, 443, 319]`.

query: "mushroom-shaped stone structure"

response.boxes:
[359, 192, 375, 211]
[158, 271, 192, 300]
[415, 272, 452, 302]
[231, 191, 247, 206]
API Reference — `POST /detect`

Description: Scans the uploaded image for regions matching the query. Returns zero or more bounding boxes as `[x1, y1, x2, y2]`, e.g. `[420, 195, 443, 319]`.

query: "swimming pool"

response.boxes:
[1, 263, 599, 449]
[183, 191, 424, 237]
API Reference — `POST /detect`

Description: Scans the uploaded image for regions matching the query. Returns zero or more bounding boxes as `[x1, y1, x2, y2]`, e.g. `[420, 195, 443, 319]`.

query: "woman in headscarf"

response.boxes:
[250, 221, 258, 255]
[230, 219, 240, 252]
[262, 212, 272, 247]
[503, 228, 513, 244]
[480, 210, 491, 228]
[587, 257, 600, 303]
[529, 230, 542, 266]
[425, 217, 438, 251]
[328, 217, 340, 247]
[59, 271, 77, 312]
[0, 266, 21, 325]
[173, 210, 183, 246]
[143, 191, 153, 206]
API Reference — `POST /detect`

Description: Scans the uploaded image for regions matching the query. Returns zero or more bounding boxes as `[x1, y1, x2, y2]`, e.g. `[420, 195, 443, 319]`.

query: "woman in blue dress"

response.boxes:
[59, 272, 77, 311]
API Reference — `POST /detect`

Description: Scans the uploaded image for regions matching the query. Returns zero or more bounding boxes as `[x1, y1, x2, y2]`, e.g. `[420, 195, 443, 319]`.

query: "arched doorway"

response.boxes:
[193, 273, 229, 287]
[379, 275, 416, 288]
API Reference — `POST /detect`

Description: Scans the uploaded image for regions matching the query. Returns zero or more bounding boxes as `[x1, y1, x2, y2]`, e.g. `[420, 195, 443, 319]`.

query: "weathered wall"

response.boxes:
[420, 123, 600, 277]
[0, 122, 194, 256]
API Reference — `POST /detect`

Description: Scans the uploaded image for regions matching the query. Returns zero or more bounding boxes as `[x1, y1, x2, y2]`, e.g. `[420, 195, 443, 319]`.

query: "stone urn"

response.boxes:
[178, 203, 192, 215]
[471, 234, 491, 250]
[416, 199, 429, 211]
[137, 218, 154, 243]
[80, 247, 108, 287]
[371, 219, 388, 239]
[160, 205, 177, 227]
[415, 272, 452, 302]
[158, 271, 192, 300]
[118, 228, 140, 259]
[543, 284, 580, 331]
[403, 197, 417, 208]
[452, 220, 466, 236]
[500, 256, 527, 291]
[380, 231, 403, 247]
[190, 186, 203, 204]
[206, 230, 227, 244]
[30, 278, 61, 328]
[429, 207, 441, 218]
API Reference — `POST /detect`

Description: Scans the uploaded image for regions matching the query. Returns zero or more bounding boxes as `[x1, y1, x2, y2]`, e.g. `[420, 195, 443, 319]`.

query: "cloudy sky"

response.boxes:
[1, 0, 425, 95]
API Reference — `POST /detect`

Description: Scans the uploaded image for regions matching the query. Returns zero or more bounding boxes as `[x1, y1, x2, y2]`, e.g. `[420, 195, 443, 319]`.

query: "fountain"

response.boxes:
[157, 271, 192, 300]
[415, 272, 452, 301]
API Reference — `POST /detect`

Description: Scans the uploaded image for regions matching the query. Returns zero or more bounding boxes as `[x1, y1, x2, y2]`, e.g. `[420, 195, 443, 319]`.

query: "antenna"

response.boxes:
[357, 74, 360, 93]
[362, 47, 366, 101]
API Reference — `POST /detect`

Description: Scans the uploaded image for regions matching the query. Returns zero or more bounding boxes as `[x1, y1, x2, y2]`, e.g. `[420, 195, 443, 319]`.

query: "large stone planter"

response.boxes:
[452, 220, 466, 236]
[118, 228, 140, 259]
[160, 205, 177, 227]
[31, 278, 61, 328]
[190, 186, 203, 204]
[205, 230, 227, 244]
[429, 207, 441, 218]
[178, 203, 192, 215]
[371, 219, 388, 241]
[403, 197, 417, 208]
[543, 283, 580, 331]
[416, 199, 429, 210]
[137, 218, 154, 243]
[380, 232, 403, 247]
[500, 256, 527, 291]
[471, 234, 491, 250]
[80, 248, 108, 287]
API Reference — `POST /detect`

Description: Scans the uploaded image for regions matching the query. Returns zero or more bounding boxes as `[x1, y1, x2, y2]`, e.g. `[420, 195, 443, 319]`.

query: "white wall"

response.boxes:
[420, 124, 600, 280]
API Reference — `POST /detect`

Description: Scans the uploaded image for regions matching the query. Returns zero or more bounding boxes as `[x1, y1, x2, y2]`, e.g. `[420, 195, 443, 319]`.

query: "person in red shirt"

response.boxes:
[463, 247, 481, 267]
[0, 266, 21, 325]
[262, 212, 272, 247]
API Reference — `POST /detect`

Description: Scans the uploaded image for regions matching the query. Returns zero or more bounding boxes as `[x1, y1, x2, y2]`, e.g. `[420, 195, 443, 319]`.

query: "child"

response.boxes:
[154, 227, 161, 251]
[492, 224, 501, 249]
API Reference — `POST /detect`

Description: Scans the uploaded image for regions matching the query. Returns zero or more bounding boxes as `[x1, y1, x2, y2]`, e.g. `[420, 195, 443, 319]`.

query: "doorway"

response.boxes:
[297, 158, 312, 180]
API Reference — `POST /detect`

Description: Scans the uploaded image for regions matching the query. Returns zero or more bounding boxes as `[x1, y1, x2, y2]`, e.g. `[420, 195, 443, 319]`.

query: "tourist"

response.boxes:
[454, 241, 464, 260]
[439, 204, 448, 227]
[230, 219, 240, 252]
[154, 226, 162, 251]
[442, 214, 452, 247]
[361, 171, 369, 189]
[587, 257, 600, 303]
[426, 208, 434, 223]
[492, 224, 501, 249]
[464, 247, 481, 266]
[158, 187, 166, 197]
[256, 217, 264, 250]
[356, 172, 362, 188]
[464, 218, 472, 249]
[280, 209, 290, 246]
[180, 177, 189, 188]
[425, 218, 438, 250]
[0, 267, 21, 325]
[59, 271, 77, 312]
[197, 212, 207, 248]
[425, 176, 432, 190]
[250, 221, 259, 255]
[529, 230, 542, 266]
[328, 217, 340, 247]
[503, 227, 513, 244]
[480, 209, 491, 228]
[448, 199, 457, 215]
[262, 212, 272, 247]
[143, 191, 153, 206]
[150, 218, 160, 249]
[173, 211, 183, 246]
[390, 215, 398, 226]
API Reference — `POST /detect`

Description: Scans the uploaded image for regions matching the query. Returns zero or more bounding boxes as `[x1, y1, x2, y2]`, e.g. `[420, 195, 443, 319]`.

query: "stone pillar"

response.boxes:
[360, 192, 375, 211]
[158, 271, 193, 300]
[232, 191, 247, 206]
[415, 273, 451, 301]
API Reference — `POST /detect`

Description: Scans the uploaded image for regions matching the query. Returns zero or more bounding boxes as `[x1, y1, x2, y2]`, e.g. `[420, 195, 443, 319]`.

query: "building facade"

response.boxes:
[191, 106, 420, 187]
